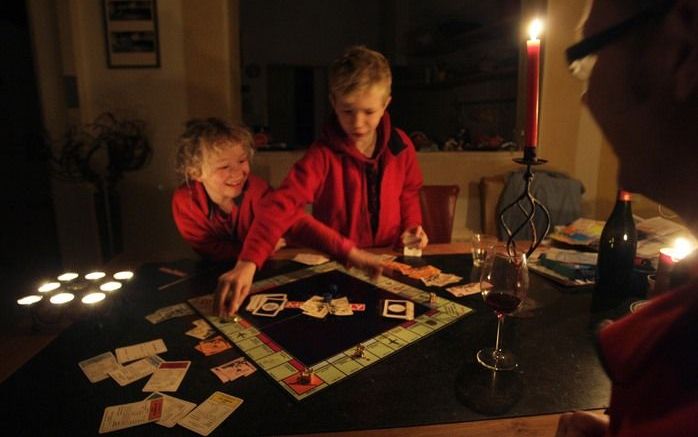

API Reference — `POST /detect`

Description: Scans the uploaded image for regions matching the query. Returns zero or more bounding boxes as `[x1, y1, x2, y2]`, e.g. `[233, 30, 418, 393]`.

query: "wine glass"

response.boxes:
[477, 250, 529, 371]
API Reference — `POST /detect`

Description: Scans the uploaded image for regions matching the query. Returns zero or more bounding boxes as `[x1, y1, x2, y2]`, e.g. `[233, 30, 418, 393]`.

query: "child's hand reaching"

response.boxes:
[401, 225, 429, 249]
[214, 260, 257, 317]
[346, 247, 384, 281]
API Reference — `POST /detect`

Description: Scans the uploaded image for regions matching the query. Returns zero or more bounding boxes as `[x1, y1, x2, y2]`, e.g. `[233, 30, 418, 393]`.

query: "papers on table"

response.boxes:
[549, 218, 605, 248]
[110, 355, 164, 386]
[178, 392, 243, 436]
[115, 339, 167, 364]
[142, 361, 191, 392]
[98, 397, 164, 433]
[145, 393, 196, 428]
[79, 352, 120, 383]
[145, 303, 195, 324]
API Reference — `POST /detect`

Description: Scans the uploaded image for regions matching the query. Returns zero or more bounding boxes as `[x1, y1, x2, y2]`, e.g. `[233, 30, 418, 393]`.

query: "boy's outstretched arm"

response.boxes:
[214, 260, 257, 317]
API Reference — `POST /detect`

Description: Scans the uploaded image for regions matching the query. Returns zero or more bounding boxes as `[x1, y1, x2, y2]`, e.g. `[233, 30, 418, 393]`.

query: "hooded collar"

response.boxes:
[320, 111, 406, 163]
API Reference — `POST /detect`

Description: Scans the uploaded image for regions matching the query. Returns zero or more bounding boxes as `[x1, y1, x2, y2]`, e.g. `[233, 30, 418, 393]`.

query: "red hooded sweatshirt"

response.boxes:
[239, 112, 423, 268]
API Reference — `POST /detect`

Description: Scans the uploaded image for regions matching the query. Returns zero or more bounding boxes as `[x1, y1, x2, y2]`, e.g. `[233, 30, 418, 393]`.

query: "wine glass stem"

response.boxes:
[494, 313, 505, 354]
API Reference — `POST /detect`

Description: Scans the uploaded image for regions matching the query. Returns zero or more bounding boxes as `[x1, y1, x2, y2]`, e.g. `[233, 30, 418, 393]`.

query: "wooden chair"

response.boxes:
[419, 185, 460, 244]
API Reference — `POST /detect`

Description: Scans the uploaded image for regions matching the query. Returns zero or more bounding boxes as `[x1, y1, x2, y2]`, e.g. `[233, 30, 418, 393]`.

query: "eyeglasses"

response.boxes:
[565, 0, 676, 81]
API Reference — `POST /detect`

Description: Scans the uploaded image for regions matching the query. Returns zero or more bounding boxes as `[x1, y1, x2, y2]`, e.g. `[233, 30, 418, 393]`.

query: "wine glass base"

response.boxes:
[476, 347, 519, 371]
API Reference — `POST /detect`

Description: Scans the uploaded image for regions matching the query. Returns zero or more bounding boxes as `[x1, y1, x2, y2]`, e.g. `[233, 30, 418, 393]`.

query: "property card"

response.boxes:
[186, 319, 215, 340]
[145, 302, 194, 324]
[403, 246, 422, 257]
[421, 273, 463, 287]
[98, 397, 163, 434]
[115, 338, 167, 364]
[78, 351, 120, 383]
[195, 336, 232, 356]
[251, 295, 286, 317]
[178, 391, 243, 436]
[142, 361, 191, 392]
[211, 357, 256, 383]
[292, 253, 330, 265]
[109, 355, 164, 386]
[406, 265, 442, 279]
[145, 392, 197, 428]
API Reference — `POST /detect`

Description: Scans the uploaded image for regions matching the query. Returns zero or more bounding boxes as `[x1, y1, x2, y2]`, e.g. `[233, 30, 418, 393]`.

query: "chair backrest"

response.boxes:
[419, 185, 460, 244]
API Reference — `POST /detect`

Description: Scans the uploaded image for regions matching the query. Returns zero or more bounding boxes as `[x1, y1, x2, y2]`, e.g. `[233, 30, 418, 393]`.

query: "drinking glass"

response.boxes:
[477, 250, 529, 371]
[471, 234, 497, 267]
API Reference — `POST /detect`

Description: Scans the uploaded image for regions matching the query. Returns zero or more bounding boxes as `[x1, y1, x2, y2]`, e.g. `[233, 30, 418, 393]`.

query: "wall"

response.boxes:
[28, 0, 624, 268]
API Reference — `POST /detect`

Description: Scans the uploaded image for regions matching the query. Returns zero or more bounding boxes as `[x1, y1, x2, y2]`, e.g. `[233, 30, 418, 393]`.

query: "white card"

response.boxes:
[115, 339, 167, 364]
[382, 299, 414, 320]
[78, 352, 120, 383]
[142, 361, 191, 392]
[292, 253, 330, 265]
[98, 397, 163, 433]
[178, 391, 243, 436]
[144, 392, 197, 428]
[109, 355, 163, 386]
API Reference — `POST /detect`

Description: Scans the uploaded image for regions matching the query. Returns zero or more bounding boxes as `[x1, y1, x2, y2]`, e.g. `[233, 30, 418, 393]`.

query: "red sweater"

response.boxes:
[598, 260, 698, 436]
[240, 112, 423, 267]
[172, 175, 350, 262]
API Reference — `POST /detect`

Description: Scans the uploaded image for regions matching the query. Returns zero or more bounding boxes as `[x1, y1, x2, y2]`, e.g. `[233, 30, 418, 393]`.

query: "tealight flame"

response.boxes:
[57, 272, 79, 282]
[82, 292, 106, 304]
[85, 272, 106, 281]
[528, 18, 544, 40]
[672, 237, 696, 260]
[113, 271, 134, 280]
[100, 281, 122, 292]
[38, 282, 61, 293]
[17, 295, 43, 305]
[50, 292, 75, 304]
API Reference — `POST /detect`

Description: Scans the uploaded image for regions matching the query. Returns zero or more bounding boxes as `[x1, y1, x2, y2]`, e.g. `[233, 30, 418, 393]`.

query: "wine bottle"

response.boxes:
[594, 190, 637, 307]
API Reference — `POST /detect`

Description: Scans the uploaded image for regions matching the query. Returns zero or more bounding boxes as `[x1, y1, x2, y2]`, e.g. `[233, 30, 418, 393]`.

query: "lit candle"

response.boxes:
[525, 19, 543, 149]
[653, 237, 696, 296]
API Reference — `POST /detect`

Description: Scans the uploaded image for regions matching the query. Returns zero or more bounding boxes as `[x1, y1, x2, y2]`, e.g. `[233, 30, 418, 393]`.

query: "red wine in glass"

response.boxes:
[477, 251, 528, 371]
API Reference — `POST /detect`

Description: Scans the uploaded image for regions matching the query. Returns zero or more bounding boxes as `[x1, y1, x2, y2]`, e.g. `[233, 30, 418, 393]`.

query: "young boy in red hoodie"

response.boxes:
[216, 46, 428, 316]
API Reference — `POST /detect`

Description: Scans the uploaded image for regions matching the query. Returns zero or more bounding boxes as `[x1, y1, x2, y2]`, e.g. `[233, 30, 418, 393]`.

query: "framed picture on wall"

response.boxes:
[103, 0, 160, 68]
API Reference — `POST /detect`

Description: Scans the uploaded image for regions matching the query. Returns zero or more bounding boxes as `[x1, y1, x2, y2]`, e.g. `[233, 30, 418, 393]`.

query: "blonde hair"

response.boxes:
[329, 45, 392, 100]
[175, 118, 254, 182]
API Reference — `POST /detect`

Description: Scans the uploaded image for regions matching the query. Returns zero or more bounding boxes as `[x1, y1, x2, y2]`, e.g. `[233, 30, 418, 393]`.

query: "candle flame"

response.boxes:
[528, 18, 544, 40]
[672, 237, 696, 260]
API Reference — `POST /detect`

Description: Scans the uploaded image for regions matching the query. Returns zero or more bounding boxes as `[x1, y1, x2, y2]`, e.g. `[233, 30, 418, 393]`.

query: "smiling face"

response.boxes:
[331, 84, 391, 149]
[194, 141, 250, 209]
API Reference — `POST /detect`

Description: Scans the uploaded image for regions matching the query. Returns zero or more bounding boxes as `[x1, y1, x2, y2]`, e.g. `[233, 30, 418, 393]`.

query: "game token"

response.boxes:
[352, 344, 366, 359]
[298, 368, 314, 385]
[429, 292, 437, 304]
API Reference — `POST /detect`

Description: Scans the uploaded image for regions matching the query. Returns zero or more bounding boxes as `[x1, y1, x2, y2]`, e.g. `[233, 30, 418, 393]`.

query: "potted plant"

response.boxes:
[49, 112, 152, 261]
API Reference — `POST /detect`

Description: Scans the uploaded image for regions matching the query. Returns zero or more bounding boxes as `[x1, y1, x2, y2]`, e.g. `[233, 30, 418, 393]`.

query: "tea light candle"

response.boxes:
[653, 237, 696, 296]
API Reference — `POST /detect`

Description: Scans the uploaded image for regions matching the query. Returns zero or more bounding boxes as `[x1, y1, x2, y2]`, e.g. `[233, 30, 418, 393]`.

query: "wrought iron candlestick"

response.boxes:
[498, 147, 551, 258]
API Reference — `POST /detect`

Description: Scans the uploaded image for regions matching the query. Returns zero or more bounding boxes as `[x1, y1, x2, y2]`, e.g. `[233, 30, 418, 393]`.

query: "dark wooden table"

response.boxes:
[0, 245, 612, 435]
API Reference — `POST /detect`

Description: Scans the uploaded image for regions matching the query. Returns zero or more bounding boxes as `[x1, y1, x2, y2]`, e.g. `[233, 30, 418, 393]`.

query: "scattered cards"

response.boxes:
[115, 339, 167, 364]
[446, 281, 491, 297]
[109, 355, 164, 387]
[382, 299, 414, 320]
[79, 352, 120, 383]
[403, 246, 422, 257]
[246, 293, 287, 317]
[292, 253, 330, 265]
[146, 302, 194, 324]
[211, 357, 256, 383]
[185, 319, 215, 340]
[98, 397, 164, 433]
[195, 335, 232, 357]
[421, 273, 462, 287]
[142, 361, 191, 392]
[178, 391, 243, 436]
[145, 392, 196, 428]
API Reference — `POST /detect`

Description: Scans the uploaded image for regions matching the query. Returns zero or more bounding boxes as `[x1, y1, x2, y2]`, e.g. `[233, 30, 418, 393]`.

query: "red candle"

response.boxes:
[525, 20, 542, 149]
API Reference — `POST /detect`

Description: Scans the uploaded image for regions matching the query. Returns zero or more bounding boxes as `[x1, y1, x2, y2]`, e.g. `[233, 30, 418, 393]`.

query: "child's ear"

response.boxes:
[384, 95, 392, 109]
[188, 168, 202, 182]
[669, 0, 698, 101]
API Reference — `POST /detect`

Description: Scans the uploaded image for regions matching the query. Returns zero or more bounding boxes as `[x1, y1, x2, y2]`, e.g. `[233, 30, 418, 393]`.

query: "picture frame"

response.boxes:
[103, 0, 160, 68]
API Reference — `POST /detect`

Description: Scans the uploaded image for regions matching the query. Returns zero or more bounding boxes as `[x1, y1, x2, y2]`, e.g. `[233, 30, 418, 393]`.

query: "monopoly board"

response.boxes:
[189, 262, 473, 400]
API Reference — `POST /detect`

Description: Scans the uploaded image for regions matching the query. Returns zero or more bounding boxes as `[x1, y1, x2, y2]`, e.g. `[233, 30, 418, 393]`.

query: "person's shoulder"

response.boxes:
[388, 127, 416, 156]
[172, 182, 199, 204]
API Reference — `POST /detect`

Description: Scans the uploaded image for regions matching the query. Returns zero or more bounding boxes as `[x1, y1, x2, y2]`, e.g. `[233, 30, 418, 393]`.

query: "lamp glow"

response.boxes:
[38, 282, 61, 293]
[17, 295, 43, 305]
[113, 271, 134, 280]
[82, 292, 106, 304]
[50, 292, 75, 304]
[85, 272, 106, 281]
[100, 281, 122, 292]
[672, 237, 696, 261]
